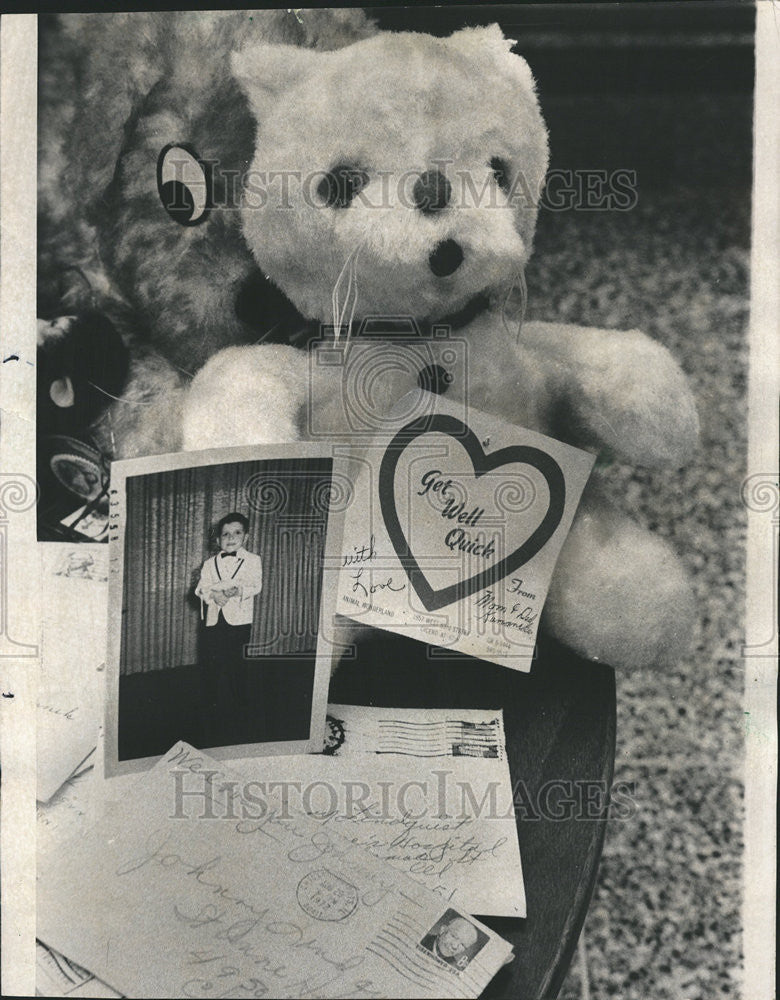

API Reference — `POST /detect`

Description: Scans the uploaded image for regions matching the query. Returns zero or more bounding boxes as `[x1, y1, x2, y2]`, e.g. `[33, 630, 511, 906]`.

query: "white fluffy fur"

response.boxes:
[182, 345, 308, 449]
[232, 27, 548, 324]
[543, 483, 697, 670]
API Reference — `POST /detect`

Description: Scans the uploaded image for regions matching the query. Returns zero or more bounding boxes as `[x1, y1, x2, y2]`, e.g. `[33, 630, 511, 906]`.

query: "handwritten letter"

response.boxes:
[38, 743, 513, 998]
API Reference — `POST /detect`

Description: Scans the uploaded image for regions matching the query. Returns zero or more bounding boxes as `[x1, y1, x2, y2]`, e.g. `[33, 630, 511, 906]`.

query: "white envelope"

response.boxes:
[38, 742, 514, 999]
[311, 704, 526, 917]
[37, 545, 107, 802]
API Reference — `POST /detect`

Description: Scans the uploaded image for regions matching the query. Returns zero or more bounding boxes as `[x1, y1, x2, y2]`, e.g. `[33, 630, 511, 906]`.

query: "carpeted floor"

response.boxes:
[525, 160, 749, 996]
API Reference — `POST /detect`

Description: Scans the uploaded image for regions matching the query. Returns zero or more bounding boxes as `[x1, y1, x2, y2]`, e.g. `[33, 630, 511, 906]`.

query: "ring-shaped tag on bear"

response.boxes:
[156, 143, 212, 226]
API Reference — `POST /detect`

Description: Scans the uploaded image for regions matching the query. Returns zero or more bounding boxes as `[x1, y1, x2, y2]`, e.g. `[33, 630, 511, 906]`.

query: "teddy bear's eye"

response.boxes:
[156, 144, 212, 226]
[490, 156, 512, 195]
[317, 164, 369, 208]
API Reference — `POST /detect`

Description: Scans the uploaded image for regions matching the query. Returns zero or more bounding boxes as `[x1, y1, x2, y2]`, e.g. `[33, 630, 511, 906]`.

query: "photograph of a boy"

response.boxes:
[116, 455, 332, 764]
[196, 512, 263, 729]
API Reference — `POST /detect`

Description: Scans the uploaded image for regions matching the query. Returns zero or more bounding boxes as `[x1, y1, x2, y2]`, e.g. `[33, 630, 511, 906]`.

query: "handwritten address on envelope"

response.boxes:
[37, 742, 513, 999]
[310, 704, 525, 917]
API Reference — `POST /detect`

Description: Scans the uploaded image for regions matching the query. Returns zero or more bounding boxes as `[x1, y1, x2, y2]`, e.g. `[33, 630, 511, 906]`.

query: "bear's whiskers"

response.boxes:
[501, 267, 528, 344]
[331, 242, 364, 347]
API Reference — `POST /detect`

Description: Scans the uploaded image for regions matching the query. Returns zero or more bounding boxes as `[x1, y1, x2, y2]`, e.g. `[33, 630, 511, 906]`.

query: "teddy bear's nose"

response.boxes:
[413, 170, 451, 214]
[429, 239, 464, 277]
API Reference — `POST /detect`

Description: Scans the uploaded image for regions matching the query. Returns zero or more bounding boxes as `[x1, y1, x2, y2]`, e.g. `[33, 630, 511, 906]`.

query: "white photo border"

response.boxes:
[103, 443, 342, 779]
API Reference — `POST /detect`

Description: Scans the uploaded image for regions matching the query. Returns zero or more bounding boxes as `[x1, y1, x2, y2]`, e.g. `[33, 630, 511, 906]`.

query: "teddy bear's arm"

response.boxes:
[521, 321, 699, 467]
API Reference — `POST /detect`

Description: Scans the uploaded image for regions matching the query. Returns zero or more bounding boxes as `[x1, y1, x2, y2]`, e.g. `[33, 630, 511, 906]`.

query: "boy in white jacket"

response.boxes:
[195, 512, 263, 737]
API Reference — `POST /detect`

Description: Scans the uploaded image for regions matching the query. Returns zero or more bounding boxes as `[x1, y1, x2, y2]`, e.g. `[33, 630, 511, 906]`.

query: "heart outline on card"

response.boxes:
[379, 414, 566, 611]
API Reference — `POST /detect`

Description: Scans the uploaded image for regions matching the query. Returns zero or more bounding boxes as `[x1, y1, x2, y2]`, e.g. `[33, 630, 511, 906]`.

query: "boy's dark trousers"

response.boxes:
[200, 611, 251, 740]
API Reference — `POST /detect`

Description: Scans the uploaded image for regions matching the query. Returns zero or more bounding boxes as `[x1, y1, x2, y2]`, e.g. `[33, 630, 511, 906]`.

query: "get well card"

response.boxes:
[333, 392, 594, 671]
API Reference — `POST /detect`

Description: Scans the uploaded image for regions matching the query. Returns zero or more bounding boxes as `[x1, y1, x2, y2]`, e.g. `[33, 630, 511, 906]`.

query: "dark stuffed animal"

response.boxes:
[38, 9, 377, 455]
[36, 311, 129, 436]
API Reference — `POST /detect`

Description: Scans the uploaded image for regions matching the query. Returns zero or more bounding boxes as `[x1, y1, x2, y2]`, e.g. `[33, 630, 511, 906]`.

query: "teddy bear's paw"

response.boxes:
[523, 323, 699, 467]
[570, 330, 700, 467]
[182, 345, 310, 450]
[543, 504, 697, 671]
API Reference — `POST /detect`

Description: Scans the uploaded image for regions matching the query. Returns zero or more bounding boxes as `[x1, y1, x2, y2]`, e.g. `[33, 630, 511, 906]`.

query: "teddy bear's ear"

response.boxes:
[447, 24, 537, 93]
[231, 44, 321, 121]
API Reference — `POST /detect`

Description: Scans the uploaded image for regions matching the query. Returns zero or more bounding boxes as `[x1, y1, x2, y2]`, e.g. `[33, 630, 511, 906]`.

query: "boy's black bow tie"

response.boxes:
[221, 551, 238, 557]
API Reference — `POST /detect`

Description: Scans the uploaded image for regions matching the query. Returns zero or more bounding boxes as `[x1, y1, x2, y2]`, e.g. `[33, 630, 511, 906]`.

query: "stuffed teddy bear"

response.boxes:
[38, 16, 699, 671]
[182, 26, 699, 671]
